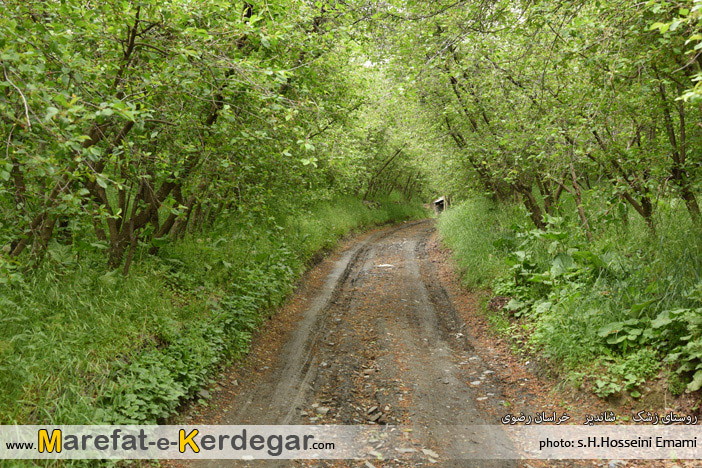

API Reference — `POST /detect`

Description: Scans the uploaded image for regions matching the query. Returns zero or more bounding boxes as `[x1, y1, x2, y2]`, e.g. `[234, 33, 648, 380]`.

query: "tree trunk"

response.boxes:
[515, 183, 545, 229]
[570, 163, 593, 242]
[655, 69, 701, 224]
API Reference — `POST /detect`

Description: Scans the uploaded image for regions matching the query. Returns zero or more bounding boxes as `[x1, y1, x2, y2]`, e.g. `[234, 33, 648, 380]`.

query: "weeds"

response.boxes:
[0, 194, 425, 425]
[437, 198, 520, 289]
[439, 196, 702, 399]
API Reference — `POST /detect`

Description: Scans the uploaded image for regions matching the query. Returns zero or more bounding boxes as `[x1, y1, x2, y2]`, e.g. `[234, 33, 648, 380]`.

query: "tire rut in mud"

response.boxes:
[188, 220, 517, 468]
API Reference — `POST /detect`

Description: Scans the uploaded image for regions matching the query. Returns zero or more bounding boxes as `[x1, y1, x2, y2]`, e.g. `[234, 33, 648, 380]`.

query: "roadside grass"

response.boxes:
[438, 195, 702, 399]
[437, 198, 520, 289]
[0, 194, 426, 428]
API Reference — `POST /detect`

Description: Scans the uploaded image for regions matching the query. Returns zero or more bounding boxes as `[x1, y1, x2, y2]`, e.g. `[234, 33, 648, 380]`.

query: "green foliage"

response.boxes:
[0, 195, 425, 424]
[595, 349, 661, 398]
[0, 0, 428, 275]
[4, 0, 702, 427]
[437, 198, 519, 288]
[440, 195, 702, 397]
[0, 0, 431, 427]
[668, 371, 688, 396]
[376, 0, 702, 240]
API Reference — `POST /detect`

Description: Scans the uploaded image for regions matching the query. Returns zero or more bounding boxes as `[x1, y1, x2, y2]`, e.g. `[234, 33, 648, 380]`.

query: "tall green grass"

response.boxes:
[438, 195, 702, 396]
[437, 197, 520, 288]
[0, 194, 426, 427]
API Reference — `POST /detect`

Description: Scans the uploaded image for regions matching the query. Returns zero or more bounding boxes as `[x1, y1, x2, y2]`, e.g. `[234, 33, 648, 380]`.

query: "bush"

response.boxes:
[0, 194, 426, 425]
[439, 195, 702, 397]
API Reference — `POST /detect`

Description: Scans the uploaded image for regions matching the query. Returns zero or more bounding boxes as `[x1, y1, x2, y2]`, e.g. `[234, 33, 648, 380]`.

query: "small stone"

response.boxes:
[608, 461, 626, 468]
[443, 378, 450, 384]
[470, 380, 482, 386]
[364, 462, 377, 468]
[300, 410, 308, 416]
[422, 448, 439, 458]
[367, 406, 379, 414]
[476, 397, 488, 401]
[364, 369, 374, 375]
[316, 406, 331, 415]
[483, 370, 495, 375]
[311, 403, 319, 408]
[396, 447, 417, 453]
[198, 389, 210, 399]
[368, 413, 381, 422]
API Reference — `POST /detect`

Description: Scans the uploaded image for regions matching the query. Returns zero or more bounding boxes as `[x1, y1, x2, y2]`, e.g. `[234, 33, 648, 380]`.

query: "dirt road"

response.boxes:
[187, 220, 520, 467]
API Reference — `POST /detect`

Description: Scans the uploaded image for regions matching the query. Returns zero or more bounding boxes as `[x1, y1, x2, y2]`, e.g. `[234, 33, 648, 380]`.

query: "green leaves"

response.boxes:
[649, 22, 670, 33]
[44, 107, 60, 121]
[651, 310, 673, 328]
[95, 175, 109, 189]
[0, 163, 11, 182]
[550, 253, 574, 277]
[597, 319, 644, 345]
[597, 321, 625, 338]
[301, 157, 318, 167]
[47, 242, 76, 267]
[0, 0, 404, 275]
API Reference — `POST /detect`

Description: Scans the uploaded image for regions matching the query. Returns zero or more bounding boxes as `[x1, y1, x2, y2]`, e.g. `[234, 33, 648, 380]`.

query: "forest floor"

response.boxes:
[164, 220, 700, 468]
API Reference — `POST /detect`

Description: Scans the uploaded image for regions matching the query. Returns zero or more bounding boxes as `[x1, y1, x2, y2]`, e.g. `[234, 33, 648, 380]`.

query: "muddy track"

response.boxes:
[189, 220, 518, 467]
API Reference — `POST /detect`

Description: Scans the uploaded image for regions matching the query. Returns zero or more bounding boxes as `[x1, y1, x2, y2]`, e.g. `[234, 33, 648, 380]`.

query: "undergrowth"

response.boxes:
[439, 195, 702, 400]
[0, 193, 425, 429]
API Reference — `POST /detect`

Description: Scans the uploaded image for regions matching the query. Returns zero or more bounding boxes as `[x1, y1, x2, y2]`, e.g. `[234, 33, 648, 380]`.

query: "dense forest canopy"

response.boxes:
[3, 0, 701, 272]
[0, 0, 430, 275]
[378, 0, 702, 232]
